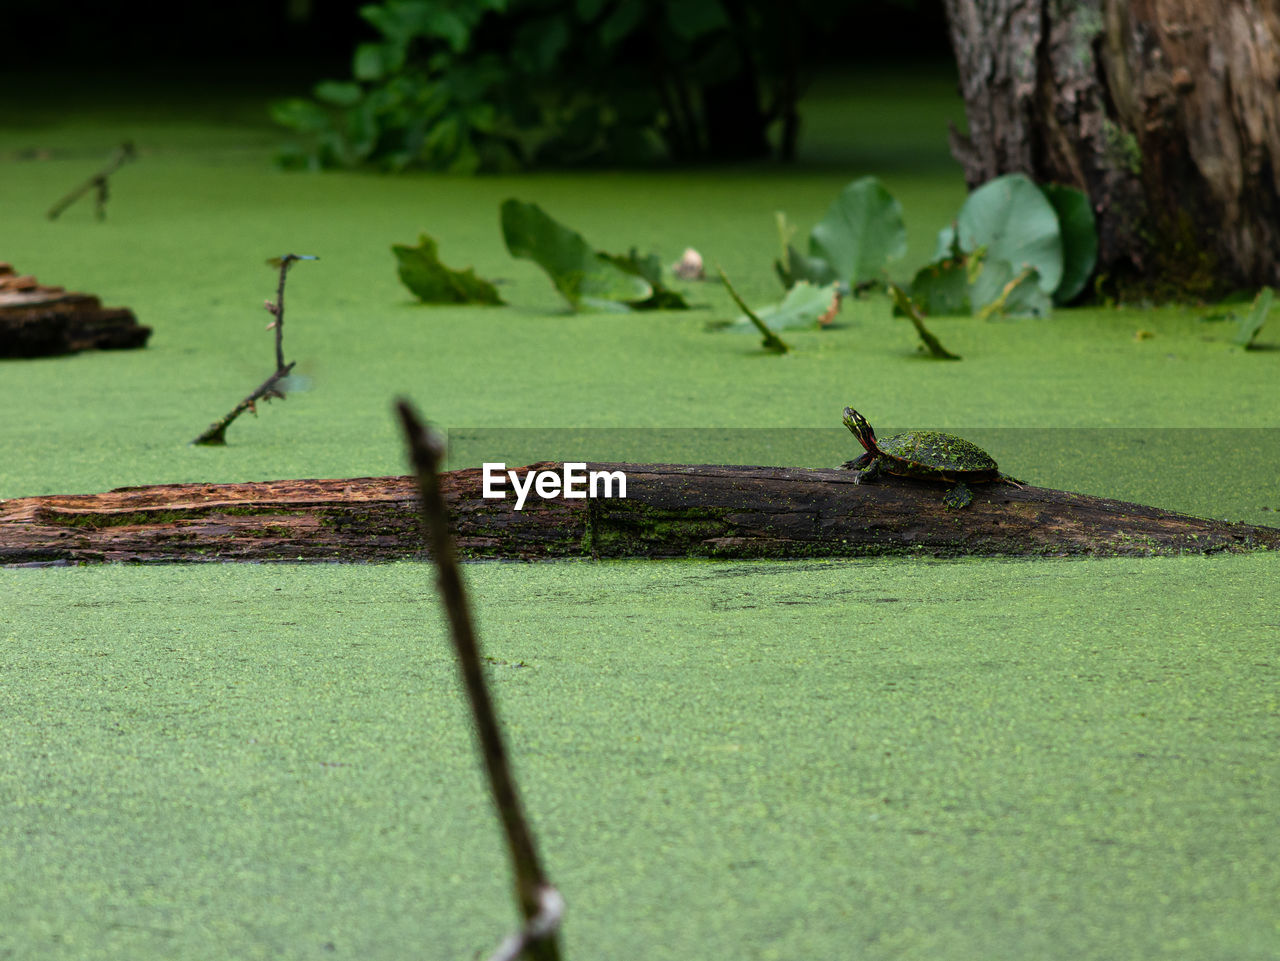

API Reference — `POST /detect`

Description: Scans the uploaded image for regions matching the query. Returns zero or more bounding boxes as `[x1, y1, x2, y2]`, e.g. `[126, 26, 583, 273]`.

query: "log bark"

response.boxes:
[0, 264, 150, 357]
[2, 464, 1276, 566]
[943, 0, 1280, 294]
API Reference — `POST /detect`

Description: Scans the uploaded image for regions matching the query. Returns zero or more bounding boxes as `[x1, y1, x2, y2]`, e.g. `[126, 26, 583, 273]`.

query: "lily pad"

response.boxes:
[933, 223, 959, 262]
[955, 173, 1063, 295]
[393, 235, 504, 305]
[908, 256, 971, 316]
[500, 199, 651, 310]
[809, 177, 907, 288]
[725, 280, 841, 331]
[775, 243, 838, 289]
[1041, 183, 1098, 305]
[971, 259, 1052, 319]
[597, 248, 691, 309]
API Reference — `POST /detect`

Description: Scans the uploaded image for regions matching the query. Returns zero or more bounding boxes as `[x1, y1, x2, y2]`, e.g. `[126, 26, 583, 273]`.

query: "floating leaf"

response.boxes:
[598, 248, 690, 309]
[722, 280, 841, 332]
[1041, 183, 1098, 304]
[717, 267, 789, 353]
[808, 177, 907, 288]
[971, 259, 1052, 319]
[955, 173, 1063, 295]
[775, 243, 838, 290]
[887, 283, 960, 360]
[907, 256, 971, 316]
[393, 234, 504, 305]
[933, 223, 959, 261]
[500, 199, 651, 310]
[1233, 287, 1275, 348]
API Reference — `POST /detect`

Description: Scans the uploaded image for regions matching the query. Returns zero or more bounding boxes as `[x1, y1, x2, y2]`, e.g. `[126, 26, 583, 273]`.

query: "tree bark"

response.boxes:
[943, 0, 1280, 294]
[2, 464, 1276, 566]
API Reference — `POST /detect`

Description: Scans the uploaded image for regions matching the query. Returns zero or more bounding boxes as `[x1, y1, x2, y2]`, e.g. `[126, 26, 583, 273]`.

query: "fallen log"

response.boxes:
[0, 263, 150, 357]
[2, 464, 1277, 565]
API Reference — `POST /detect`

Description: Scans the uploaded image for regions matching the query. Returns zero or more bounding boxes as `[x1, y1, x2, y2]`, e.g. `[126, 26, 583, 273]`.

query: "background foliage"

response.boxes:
[272, 0, 916, 171]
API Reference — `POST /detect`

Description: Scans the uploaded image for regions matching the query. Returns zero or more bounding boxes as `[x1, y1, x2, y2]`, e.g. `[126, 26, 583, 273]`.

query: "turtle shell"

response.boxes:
[875, 430, 999, 482]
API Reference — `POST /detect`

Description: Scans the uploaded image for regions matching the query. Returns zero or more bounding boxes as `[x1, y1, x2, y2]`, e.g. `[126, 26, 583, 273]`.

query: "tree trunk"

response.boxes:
[3, 465, 1276, 566]
[943, 0, 1280, 296]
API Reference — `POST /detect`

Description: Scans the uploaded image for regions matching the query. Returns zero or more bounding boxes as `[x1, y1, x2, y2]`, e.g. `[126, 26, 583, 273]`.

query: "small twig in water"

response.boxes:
[887, 281, 961, 360]
[47, 142, 137, 221]
[396, 399, 563, 961]
[717, 264, 790, 353]
[191, 255, 316, 445]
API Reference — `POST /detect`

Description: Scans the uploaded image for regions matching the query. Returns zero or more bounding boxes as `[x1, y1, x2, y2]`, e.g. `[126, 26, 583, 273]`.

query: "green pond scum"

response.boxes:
[2, 557, 1279, 960]
[2, 67, 1279, 960]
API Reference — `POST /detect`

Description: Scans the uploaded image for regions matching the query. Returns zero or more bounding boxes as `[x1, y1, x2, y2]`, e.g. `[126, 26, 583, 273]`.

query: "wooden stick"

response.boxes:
[396, 400, 563, 961]
[47, 142, 136, 221]
[191, 255, 314, 446]
[190, 362, 295, 446]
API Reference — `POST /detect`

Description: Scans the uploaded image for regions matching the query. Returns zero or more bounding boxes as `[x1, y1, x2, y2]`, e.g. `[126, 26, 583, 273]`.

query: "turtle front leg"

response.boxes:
[849, 456, 883, 485]
[942, 481, 973, 509]
[840, 452, 874, 472]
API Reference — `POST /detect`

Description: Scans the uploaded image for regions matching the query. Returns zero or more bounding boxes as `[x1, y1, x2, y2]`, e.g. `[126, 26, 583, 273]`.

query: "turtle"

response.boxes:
[840, 407, 1005, 509]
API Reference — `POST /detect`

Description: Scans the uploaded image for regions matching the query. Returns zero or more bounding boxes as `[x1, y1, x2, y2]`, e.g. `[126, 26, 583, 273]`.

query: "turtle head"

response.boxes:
[843, 407, 880, 454]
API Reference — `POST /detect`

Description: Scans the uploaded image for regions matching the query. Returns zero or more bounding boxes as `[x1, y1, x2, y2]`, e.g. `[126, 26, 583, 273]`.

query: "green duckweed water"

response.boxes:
[2, 69, 1279, 960]
[3, 558, 1278, 960]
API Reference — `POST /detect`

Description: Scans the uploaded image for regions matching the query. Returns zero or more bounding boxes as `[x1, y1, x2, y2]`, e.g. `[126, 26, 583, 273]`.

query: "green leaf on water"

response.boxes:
[974, 264, 1050, 320]
[1041, 183, 1098, 305]
[597, 248, 691, 309]
[955, 173, 1063, 295]
[887, 282, 960, 360]
[392, 234, 504, 305]
[775, 243, 838, 290]
[808, 176, 907, 288]
[971, 259, 1052, 319]
[500, 198, 651, 310]
[721, 280, 840, 332]
[907, 256, 971, 316]
[1233, 287, 1275, 348]
[717, 267, 790, 353]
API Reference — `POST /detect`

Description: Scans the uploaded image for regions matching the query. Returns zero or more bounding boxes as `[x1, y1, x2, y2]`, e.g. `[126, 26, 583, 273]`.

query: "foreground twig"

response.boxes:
[396, 400, 563, 961]
[46, 142, 137, 221]
[191, 255, 315, 445]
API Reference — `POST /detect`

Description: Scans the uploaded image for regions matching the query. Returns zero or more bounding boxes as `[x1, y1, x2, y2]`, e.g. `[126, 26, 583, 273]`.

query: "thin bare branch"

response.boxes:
[47, 142, 136, 221]
[396, 399, 562, 961]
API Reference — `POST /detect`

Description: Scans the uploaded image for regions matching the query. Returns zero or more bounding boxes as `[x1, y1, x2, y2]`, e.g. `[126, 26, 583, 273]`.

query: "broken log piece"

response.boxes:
[2, 464, 1277, 566]
[0, 263, 150, 357]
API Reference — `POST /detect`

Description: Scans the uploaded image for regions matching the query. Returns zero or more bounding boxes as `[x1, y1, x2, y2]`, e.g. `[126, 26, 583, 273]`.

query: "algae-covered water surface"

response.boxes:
[2, 69, 1279, 961]
[3, 558, 1277, 961]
